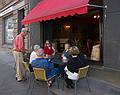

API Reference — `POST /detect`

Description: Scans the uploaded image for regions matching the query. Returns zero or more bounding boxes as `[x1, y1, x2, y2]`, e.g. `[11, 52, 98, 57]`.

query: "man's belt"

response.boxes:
[13, 49, 22, 52]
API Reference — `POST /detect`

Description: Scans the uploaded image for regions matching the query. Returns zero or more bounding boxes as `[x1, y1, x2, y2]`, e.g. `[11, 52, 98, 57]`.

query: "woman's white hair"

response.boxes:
[33, 45, 40, 51]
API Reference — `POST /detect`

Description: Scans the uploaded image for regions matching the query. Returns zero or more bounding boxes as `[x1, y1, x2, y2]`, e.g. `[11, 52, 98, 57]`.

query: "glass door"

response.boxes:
[4, 16, 14, 45]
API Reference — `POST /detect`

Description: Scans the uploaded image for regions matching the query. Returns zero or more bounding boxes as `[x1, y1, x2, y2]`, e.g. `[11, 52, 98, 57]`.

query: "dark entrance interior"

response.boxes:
[18, 9, 25, 33]
[43, 0, 103, 64]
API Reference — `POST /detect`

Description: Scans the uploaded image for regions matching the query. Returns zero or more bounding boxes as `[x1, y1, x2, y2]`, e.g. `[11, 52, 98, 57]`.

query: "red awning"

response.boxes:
[22, 0, 89, 25]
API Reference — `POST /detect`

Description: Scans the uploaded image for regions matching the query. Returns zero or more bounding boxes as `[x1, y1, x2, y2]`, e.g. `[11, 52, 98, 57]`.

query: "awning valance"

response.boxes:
[22, 0, 89, 25]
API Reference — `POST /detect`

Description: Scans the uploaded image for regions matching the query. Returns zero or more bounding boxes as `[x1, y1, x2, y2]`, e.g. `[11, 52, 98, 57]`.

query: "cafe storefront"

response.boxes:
[22, 0, 104, 64]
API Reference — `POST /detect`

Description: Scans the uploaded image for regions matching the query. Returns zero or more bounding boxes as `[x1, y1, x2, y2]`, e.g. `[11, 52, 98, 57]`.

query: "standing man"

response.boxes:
[13, 28, 28, 82]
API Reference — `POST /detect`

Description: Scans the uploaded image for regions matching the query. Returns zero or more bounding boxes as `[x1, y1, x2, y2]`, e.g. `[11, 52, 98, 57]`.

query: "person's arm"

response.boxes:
[44, 60, 54, 69]
[31, 60, 36, 67]
[52, 46, 55, 56]
[13, 36, 19, 51]
[30, 52, 36, 63]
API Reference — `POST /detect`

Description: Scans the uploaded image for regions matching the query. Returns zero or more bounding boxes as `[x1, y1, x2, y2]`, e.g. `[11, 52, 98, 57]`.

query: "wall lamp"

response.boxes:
[65, 25, 70, 29]
[94, 15, 100, 19]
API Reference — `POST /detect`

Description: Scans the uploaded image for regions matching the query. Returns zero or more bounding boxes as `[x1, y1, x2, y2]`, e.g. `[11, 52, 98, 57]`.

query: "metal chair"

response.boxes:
[23, 61, 34, 90]
[23, 61, 31, 78]
[30, 67, 58, 95]
[74, 65, 91, 95]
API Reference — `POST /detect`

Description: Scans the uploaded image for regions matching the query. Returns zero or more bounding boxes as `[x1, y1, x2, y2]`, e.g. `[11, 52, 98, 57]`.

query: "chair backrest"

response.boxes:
[33, 68, 47, 81]
[23, 61, 30, 72]
[78, 65, 89, 79]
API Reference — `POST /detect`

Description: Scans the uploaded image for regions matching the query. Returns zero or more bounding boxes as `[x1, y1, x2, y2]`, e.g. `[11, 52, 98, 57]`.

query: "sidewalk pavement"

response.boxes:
[0, 48, 51, 95]
[51, 65, 120, 95]
[0, 47, 120, 95]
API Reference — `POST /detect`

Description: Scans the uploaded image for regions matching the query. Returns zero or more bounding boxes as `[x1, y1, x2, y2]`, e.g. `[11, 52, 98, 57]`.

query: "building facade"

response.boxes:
[0, 0, 120, 71]
[29, 0, 43, 49]
[28, 0, 120, 70]
[0, 0, 29, 48]
[103, 0, 120, 70]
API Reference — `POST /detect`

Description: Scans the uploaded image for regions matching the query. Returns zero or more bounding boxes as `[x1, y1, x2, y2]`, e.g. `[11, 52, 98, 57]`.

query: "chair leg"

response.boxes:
[26, 73, 31, 95]
[30, 79, 35, 95]
[62, 74, 65, 91]
[85, 77, 91, 92]
[14, 63, 16, 71]
[62, 78, 65, 90]
[75, 81, 77, 95]
[28, 73, 32, 89]
[56, 77, 60, 89]
[47, 82, 50, 95]
[24, 70, 27, 79]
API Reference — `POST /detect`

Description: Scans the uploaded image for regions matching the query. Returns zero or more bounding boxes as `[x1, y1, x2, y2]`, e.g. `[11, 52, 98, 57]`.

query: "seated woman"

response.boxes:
[44, 40, 55, 58]
[63, 46, 88, 89]
[31, 48, 60, 83]
[29, 45, 40, 72]
[60, 42, 72, 76]
[61, 42, 72, 63]
[30, 45, 40, 64]
[50, 42, 72, 69]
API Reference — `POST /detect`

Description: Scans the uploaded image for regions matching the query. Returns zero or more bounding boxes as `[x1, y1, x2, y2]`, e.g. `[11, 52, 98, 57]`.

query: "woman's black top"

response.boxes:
[67, 53, 88, 73]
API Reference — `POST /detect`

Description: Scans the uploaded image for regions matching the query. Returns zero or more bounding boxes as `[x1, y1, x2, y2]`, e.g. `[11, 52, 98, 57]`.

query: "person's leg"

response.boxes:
[59, 62, 67, 77]
[16, 52, 24, 81]
[19, 52, 26, 79]
[46, 68, 60, 87]
[47, 68, 60, 78]
[13, 51, 18, 79]
[64, 73, 74, 88]
[29, 64, 33, 72]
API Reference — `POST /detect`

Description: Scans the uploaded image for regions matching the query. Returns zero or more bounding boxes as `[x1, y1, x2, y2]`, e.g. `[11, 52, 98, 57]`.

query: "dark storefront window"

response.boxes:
[18, 9, 25, 33]
[43, 10, 103, 63]
[4, 16, 14, 45]
[40, 0, 103, 64]
[89, 0, 103, 6]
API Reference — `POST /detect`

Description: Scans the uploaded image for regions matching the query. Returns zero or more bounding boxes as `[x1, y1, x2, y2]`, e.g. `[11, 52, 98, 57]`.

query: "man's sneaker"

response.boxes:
[17, 79, 22, 82]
